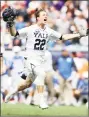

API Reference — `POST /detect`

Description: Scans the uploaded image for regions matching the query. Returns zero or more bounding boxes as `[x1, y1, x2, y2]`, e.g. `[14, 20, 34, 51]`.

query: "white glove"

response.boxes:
[77, 25, 87, 37]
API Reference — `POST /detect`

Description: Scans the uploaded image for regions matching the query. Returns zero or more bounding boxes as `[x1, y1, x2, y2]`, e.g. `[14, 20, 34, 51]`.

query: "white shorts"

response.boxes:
[24, 50, 46, 66]
[23, 51, 47, 84]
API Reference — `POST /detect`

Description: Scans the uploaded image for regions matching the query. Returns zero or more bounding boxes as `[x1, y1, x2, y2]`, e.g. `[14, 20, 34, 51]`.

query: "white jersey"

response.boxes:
[18, 24, 61, 54]
[18, 24, 61, 67]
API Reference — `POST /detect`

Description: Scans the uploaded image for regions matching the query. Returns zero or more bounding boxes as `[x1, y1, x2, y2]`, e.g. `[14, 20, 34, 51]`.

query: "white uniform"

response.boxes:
[43, 50, 53, 72]
[18, 24, 61, 84]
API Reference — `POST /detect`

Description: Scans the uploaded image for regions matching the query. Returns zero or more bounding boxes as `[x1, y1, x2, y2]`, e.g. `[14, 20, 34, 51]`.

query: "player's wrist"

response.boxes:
[59, 35, 63, 41]
[7, 21, 14, 28]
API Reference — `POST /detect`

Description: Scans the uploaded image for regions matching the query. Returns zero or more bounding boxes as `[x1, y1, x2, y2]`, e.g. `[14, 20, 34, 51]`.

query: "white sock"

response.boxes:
[26, 96, 32, 104]
[39, 93, 46, 105]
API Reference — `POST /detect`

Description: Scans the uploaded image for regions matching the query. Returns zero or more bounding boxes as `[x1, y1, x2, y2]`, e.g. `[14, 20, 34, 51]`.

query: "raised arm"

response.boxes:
[2, 7, 28, 37]
[8, 23, 17, 36]
[50, 27, 88, 42]
[62, 28, 88, 41]
[48, 17, 88, 41]
[2, 7, 18, 36]
[62, 33, 80, 41]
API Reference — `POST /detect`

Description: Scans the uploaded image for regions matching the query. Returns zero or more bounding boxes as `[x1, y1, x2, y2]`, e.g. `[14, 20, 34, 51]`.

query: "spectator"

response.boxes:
[13, 37, 22, 47]
[71, 52, 88, 104]
[11, 46, 24, 80]
[1, 53, 12, 102]
[9, 46, 25, 103]
[74, 10, 88, 31]
[28, 1, 41, 11]
[73, 52, 88, 79]
[15, 15, 27, 30]
[2, 29, 13, 50]
[56, 49, 77, 105]
[52, 0, 65, 11]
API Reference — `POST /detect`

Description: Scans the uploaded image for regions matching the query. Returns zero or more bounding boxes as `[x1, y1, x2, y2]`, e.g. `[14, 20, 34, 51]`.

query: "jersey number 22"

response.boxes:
[34, 39, 46, 50]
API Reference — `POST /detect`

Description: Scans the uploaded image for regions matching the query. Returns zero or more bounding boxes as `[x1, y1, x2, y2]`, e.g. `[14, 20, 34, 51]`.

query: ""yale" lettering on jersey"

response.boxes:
[34, 32, 48, 39]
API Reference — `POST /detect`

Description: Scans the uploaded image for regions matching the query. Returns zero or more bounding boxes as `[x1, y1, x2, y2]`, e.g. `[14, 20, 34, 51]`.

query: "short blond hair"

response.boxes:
[35, 9, 46, 21]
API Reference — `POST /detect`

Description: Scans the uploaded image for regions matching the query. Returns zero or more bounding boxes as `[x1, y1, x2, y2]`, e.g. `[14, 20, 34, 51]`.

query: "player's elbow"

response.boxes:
[11, 33, 15, 36]
[11, 31, 19, 37]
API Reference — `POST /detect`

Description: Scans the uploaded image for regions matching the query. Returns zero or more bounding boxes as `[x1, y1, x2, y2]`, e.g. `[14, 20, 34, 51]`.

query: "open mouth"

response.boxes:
[44, 19, 47, 21]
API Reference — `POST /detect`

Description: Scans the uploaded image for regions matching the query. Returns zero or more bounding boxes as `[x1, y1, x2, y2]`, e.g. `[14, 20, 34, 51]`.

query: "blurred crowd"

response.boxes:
[1, 0, 88, 107]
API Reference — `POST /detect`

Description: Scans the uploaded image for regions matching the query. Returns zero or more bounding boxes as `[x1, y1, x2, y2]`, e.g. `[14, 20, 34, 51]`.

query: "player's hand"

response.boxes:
[2, 6, 17, 22]
[77, 25, 88, 37]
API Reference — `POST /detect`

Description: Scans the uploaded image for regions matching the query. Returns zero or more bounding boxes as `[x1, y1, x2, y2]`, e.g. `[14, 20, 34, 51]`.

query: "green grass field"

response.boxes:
[1, 103, 88, 116]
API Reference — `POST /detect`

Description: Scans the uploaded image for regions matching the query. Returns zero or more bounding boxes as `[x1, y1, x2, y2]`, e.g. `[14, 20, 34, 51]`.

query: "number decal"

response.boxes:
[34, 39, 40, 50]
[40, 39, 46, 50]
[34, 39, 46, 50]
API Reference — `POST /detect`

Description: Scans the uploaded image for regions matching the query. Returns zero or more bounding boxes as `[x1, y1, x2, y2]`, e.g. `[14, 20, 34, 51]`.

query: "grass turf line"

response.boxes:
[1, 103, 88, 116]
